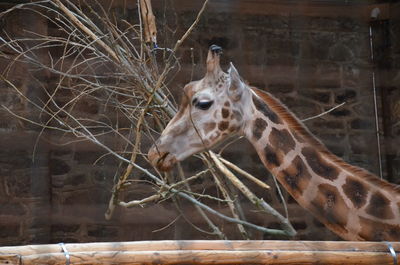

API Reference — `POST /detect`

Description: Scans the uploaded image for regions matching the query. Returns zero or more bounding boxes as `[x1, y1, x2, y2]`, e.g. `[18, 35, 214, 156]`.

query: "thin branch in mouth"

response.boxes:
[156, 152, 169, 168]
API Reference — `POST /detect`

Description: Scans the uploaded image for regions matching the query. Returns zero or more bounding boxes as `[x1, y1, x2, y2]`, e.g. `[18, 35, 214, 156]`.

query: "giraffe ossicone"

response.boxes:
[148, 45, 400, 241]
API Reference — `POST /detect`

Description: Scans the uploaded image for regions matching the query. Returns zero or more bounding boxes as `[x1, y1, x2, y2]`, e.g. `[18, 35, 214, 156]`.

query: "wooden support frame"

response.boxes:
[139, 0, 157, 44]
[0, 240, 399, 265]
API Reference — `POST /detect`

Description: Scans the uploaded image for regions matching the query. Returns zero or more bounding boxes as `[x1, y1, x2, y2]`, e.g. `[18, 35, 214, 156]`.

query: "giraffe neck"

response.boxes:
[244, 87, 400, 241]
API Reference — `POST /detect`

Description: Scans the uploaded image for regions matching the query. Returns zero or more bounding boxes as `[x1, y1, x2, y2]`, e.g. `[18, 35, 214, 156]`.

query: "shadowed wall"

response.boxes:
[0, 0, 399, 245]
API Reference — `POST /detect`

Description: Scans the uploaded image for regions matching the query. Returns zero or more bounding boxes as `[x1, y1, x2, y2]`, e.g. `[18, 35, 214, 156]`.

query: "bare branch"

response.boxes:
[302, 102, 346, 122]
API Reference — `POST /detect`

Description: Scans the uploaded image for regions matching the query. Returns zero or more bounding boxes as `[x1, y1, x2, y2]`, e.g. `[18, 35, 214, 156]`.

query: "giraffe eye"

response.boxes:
[195, 100, 214, 110]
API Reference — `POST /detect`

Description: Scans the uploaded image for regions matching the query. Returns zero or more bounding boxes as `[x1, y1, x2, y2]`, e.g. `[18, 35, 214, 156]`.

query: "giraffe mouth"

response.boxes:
[148, 149, 177, 172]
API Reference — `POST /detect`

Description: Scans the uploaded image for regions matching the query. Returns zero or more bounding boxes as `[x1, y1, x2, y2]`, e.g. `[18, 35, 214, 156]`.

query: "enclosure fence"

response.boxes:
[0, 240, 399, 265]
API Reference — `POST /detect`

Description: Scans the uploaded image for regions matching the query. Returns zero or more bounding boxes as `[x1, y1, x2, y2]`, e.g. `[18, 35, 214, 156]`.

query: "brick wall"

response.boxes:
[0, 0, 399, 245]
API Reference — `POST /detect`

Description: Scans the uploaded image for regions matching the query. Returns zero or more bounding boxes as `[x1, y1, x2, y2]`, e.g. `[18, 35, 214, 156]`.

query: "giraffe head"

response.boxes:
[148, 45, 251, 171]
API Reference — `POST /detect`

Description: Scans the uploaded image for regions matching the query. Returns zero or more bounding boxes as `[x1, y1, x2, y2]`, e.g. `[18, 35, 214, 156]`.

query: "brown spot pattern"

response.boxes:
[228, 125, 239, 133]
[253, 118, 267, 140]
[269, 128, 296, 154]
[218, 121, 229, 131]
[224, 101, 230, 107]
[292, 131, 304, 143]
[280, 156, 311, 196]
[365, 192, 394, 219]
[252, 95, 282, 124]
[342, 178, 368, 209]
[302, 147, 339, 180]
[310, 184, 349, 233]
[264, 144, 281, 168]
[359, 217, 400, 241]
[204, 122, 216, 134]
[221, 108, 230, 119]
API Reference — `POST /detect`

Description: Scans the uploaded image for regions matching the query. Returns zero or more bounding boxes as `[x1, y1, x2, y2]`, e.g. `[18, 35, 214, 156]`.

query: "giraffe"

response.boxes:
[148, 45, 400, 241]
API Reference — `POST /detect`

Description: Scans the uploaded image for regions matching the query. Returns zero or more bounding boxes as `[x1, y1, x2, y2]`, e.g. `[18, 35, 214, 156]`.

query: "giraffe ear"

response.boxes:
[228, 62, 245, 101]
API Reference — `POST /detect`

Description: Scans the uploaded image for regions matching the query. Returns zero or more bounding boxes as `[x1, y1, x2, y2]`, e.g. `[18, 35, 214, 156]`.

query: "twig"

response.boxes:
[205, 158, 249, 239]
[1, 0, 299, 240]
[218, 155, 271, 190]
[176, 164, 227, 239]
[209, 151, 296, 237]
[52, 0, 120, 62]
[302, 102, 346, 122]
[172, 0, 209, 53]
[119, 194, 161, 208]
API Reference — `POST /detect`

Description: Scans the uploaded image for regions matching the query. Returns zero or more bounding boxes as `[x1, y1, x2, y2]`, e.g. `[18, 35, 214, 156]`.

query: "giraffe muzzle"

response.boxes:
[148, 147, 177, 171]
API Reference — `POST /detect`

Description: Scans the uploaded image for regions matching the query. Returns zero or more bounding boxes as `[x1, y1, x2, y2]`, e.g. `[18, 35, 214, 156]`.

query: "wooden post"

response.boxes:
[139, 0, 157, 44]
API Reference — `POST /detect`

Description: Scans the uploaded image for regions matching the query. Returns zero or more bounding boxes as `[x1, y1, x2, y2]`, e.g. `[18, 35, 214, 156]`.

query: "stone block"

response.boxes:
[325, 143, 346, 157]
[339, 32, 370, 59]
[300, 32, 336, 61]
[49, 236, 80, 244]
[28, 215, 51, 229]
[315, 133, 347, 145]
[311, 120, 345, 130]
[327, 107, 352, 118]
[87, 224, 119, 238]
[350, 118, 374, 130]
[336, 16, 366, 33]
[265, 39, 300, 59]
[64, 174, 87, 187]
[298, 63, 341, 90]
[315, 62, 341, 81]
[267, 83, 295, 94]
[328, 43, 354, 62]
[26, 228, 50, 243]
[73, 151, 105, 165]
[335, 89, 357, 103]
[63, 188, 109, 205]
[51, 224, 80, 234]
[49, 158, 71, 176]
[280, 96, 320, 119]
[4, 174, 32, 198]
[349, 133, 378, 155]
[0, 202, 26, 216]
[242, 51, 267, 66]
[299, 90, 332, 104]
[0, 224, 20, 238]
[307, 17, 339, 31]
[352, 99, 375, 116]
[348, 154, 378, 174]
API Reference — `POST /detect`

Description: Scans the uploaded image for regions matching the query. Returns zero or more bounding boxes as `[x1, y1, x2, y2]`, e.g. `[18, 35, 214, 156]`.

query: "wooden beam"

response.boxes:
[0, 254, 20, 265]
[0, 240, 399, 265]
[139, 0, 157, 43]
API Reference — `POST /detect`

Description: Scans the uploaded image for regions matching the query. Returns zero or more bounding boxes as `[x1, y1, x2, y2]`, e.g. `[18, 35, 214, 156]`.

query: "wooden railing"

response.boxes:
[0, 240, 399, 265]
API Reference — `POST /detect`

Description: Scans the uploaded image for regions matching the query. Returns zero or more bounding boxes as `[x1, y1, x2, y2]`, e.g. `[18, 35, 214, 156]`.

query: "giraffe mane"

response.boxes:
[251, 87, 400, 195]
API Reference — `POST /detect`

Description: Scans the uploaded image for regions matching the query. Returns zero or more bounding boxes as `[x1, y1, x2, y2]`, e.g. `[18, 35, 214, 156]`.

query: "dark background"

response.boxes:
[0, 0, 399, 245]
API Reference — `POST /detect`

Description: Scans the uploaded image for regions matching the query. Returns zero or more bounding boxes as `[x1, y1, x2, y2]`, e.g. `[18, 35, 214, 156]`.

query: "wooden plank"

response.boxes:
[1, 240, 400, 256]
[17, 250, 399, 265]
[0, 254, 20, 265]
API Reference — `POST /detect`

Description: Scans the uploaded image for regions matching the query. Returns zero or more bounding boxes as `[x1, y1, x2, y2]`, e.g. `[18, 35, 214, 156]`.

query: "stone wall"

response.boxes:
[0, 0, 399, 245]
[385, 2, 400, 183]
